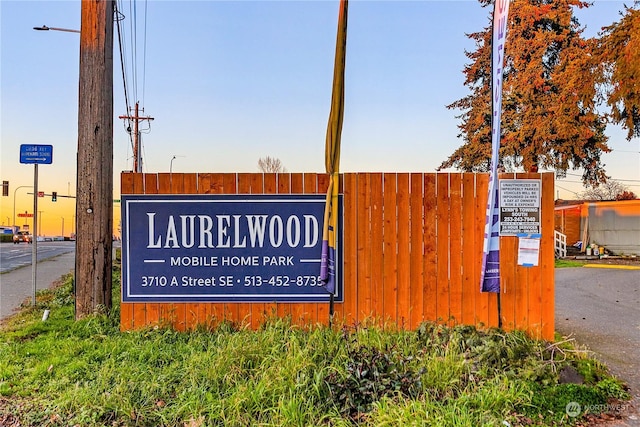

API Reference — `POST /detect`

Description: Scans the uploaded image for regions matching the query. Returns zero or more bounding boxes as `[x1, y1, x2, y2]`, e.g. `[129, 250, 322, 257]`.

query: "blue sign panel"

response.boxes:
[121, 194, 343, 303]
[20, 144, 53, 164]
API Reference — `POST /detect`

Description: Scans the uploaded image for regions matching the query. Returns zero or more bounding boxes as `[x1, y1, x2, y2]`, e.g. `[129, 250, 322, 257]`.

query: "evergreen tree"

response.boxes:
[598, 4, 640, 140]
[441, 0, 610, 186]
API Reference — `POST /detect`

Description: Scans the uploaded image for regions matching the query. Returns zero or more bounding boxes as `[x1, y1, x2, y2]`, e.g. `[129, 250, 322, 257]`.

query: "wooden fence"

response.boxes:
[120, 172, 555, 340]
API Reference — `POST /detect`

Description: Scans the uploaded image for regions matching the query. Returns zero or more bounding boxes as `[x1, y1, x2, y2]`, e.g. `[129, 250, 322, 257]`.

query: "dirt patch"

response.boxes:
[0, 396, 27, 427]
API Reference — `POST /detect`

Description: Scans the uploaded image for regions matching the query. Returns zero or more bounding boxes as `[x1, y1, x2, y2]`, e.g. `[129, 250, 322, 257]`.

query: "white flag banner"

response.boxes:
[481, 0, 510, 293]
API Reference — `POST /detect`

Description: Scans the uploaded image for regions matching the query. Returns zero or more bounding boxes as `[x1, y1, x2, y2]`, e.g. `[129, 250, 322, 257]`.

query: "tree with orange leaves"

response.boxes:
[441, 0, 611, 186]
[598, 5, 640, 141]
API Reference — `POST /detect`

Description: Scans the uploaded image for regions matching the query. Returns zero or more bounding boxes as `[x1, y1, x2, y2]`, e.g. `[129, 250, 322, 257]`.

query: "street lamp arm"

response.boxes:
[169, 155, 186, 174]
[13, 185, 34, 230]
[33, 25, 80, 33]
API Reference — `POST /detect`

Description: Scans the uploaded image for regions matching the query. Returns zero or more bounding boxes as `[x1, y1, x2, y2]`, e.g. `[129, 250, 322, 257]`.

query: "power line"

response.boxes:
[557, 180, 640, 189]
[115, 2, 134, 156]
[563, 172, 640, 183]
[142, 0, 148, 106]
[555, 185, 581, 196]
[115, 0, 153, 173]
[130, 0, 137, 101]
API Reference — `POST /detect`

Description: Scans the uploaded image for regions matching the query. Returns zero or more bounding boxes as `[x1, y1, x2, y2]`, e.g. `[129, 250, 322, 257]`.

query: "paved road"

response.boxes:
[0, 242, 76, 320]
[0, 241, 75, 273]
[556, 266, 640, 426]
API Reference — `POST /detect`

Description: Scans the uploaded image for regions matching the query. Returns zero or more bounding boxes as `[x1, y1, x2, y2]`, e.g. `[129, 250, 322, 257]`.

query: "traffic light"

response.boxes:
[2, 181, 8, 197]
[52, 191, 57, 202]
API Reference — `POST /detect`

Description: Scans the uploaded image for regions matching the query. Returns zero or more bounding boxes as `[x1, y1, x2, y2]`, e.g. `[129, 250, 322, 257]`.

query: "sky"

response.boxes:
[1, 0, 639, 237]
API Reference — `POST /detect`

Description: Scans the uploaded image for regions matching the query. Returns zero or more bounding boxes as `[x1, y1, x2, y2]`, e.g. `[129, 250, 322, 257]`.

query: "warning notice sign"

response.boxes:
[499, 179, 541, 236]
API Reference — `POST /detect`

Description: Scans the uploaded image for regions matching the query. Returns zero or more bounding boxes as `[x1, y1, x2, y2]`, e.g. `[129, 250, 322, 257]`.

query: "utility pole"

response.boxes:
[119, 101, 154, 173]
[76, 0, 114, 318]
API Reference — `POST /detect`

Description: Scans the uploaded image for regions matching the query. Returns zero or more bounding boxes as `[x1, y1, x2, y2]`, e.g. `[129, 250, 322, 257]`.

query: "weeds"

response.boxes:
[0, 269, 631, 426]
[325, 336, 424, 419]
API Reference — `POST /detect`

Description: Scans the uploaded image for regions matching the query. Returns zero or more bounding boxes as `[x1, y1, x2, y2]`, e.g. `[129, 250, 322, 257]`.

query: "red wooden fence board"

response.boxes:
[120, 172, 555, 340]
[409, 173, 424, 329]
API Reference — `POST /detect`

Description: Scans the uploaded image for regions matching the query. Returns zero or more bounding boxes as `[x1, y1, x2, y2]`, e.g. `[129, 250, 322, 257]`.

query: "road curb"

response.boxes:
[583, 264, 640, 270]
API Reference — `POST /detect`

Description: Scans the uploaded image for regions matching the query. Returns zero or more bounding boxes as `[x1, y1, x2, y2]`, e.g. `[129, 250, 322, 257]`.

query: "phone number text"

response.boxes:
[139, 275, 323, 288]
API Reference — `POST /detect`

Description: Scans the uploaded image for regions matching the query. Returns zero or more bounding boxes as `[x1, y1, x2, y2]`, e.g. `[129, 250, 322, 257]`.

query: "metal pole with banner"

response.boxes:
[320, 0, 348, 323]
[480, 0, 510, 327]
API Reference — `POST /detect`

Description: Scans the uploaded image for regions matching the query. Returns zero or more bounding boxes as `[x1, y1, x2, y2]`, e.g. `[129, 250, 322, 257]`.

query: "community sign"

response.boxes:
[121, 194, 343, 303]
[499, 179, 541, 236]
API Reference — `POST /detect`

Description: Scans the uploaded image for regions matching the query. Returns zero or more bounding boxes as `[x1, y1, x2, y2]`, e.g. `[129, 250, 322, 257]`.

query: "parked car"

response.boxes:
[13, 231, 33, 244]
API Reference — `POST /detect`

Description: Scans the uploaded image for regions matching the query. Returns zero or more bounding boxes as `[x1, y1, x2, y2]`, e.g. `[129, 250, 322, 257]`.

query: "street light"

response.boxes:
[33, 23, 78, 238]
[170, 155, 186, 174]
[33, 25, 80, 34]
[37, 5, 116, 317]
[13, 185, 33, 230]
[169, 155, 185, 189]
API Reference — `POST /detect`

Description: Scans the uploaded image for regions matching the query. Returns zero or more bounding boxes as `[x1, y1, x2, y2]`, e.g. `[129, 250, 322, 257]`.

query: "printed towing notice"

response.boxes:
[499, 179, 541, 236]
[121, 194, 343, 303]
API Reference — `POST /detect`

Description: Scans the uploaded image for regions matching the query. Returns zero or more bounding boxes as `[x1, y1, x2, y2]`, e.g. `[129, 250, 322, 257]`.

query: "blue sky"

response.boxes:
[1, 0, 639, 234]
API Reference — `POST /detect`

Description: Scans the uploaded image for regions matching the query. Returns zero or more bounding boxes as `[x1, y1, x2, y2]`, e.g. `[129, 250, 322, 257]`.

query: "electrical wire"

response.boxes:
[563, 172, 640, 183]
[555, 185, 581, 196]
[115, 1, 134, 155]
[130, 0, 138, 102]
[115, 0, 135, 171]
[127, 0, 150, 111]
[114, 0, 152, 171]
[142, 0, 148, 107]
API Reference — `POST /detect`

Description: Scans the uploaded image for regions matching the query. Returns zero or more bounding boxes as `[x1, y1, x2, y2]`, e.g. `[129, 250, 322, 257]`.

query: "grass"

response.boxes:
[0, 255, 630, 426]
[555, 259, 587, 268]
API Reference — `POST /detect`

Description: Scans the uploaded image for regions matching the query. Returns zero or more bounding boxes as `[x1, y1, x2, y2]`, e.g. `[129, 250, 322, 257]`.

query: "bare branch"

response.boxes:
[257, 156, 287, 173]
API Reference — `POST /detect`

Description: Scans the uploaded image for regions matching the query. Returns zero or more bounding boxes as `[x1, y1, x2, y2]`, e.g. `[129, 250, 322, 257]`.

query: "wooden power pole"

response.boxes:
[119, 101, 154, 173]
[76, 0, 114, 318]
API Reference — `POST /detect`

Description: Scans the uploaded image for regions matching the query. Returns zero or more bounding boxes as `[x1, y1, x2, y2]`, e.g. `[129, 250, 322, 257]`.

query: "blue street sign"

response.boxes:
[121, 194, 344, 303]
[20, 144, 53, 164]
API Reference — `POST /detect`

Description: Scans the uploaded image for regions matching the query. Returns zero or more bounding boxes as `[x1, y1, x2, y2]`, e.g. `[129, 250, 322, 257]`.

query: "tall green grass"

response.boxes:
[0, 264, 629, 426]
